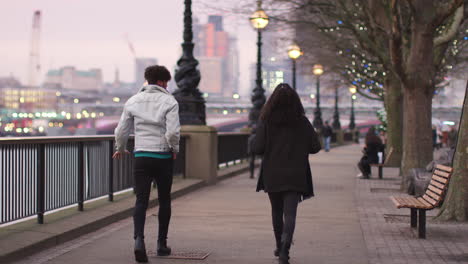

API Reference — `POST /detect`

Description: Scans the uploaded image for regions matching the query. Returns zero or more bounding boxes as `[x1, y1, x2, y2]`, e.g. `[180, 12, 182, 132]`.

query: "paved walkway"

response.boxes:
[15, 144, 369, 264]
[14, 144, 468, 264]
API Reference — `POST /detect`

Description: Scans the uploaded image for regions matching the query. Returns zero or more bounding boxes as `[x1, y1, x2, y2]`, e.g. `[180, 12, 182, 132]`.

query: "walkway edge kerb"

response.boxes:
[0, 163, 253, 264]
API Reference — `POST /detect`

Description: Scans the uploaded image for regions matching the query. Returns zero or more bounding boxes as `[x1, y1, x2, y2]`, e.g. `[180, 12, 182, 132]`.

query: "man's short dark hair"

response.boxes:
[144, 65, 171, 84]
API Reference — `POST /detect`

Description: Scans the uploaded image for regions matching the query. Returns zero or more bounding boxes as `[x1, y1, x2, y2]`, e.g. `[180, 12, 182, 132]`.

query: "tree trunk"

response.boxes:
[400, 24, 435, 190]
[383, 76, 403, 168]
[436, 83, 468, 221]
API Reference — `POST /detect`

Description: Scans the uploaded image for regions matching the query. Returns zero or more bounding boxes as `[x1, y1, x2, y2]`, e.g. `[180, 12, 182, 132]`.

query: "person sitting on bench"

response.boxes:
[357, 126, 384, 179]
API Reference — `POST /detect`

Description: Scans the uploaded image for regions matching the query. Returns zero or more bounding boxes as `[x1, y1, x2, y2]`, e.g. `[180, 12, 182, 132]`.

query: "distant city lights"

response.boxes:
[112, 97, 121, 103]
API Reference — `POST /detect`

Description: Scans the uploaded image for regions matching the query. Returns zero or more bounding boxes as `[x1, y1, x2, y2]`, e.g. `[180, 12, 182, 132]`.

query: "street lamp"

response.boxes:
[312, 64, 324, 130]
[349, 85, 357, 130]
[287, 44, 302, 90]
[248, 0, 269, 128]
[332, 87, 341, 130]
[172, 0, 206, 125]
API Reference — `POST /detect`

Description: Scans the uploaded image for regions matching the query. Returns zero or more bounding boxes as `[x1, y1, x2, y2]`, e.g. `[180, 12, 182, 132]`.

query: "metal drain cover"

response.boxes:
[149, 250, 210, 260]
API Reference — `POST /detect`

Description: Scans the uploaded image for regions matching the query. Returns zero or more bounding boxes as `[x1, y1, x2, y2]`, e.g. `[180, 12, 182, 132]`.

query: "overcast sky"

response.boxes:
[0, 0, 257, 95]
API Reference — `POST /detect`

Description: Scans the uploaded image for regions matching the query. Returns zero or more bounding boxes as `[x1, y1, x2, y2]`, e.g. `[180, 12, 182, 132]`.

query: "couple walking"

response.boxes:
[113, 66, 321, 264]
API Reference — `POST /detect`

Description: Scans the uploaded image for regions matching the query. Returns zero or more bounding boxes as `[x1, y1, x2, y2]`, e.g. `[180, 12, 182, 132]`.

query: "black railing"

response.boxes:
[217, 132, 250, 168]
[0, 135, 187, 225]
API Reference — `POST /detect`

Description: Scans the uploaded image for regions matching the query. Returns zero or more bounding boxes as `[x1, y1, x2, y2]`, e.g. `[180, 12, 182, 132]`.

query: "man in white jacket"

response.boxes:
[113, 65, 180, 263]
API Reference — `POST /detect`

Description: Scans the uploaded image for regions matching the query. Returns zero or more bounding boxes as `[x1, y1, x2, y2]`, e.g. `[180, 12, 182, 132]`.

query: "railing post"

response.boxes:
[78, 142, 84, 211]
[37, 144, 45, 224]
[108, 140, 114, 202]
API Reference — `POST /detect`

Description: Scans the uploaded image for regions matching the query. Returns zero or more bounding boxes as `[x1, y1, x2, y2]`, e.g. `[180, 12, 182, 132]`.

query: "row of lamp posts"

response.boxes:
[175, 0, 358, 136]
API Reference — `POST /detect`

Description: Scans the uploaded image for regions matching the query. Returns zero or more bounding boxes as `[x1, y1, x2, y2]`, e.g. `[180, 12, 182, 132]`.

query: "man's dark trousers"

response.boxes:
[133, 157, 173, 241]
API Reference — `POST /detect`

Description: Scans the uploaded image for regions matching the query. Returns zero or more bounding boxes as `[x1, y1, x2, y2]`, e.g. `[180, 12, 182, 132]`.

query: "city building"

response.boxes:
[198, 57, 223, 94]
[0, 87, 58, 111]
[135, 58, 157, 90]
[43, 66, 103, 92]
[194, 15, 239, 98]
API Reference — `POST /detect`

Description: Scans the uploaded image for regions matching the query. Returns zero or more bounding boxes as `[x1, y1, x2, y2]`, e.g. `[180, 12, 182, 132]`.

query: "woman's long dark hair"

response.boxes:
[260, 83, 305, 124]
[365, 126, 382, 144]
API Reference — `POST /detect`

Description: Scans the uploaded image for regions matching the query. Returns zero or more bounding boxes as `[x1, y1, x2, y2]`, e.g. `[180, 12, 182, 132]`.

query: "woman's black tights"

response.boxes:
[268, 192, 300, 245]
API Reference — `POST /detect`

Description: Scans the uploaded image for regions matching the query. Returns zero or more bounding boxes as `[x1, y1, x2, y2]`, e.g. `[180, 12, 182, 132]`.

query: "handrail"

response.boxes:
[0, 134, 191, 145]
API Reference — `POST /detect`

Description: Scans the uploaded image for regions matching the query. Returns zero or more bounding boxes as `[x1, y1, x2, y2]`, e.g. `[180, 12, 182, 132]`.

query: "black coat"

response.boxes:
[253, 116, 321, 200]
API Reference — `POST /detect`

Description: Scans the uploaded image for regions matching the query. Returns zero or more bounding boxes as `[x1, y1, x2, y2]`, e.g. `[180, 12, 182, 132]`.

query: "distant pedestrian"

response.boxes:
[432, 125, 438, 149]
[448, 126, 458, 149]
[357, 126, 384, 179]
[253, 83, 321, 264]
[322, 121, 333, 152]
[113, 65, 180, 263]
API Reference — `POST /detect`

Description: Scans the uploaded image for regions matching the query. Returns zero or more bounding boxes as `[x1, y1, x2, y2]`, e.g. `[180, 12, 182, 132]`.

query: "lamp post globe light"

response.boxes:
[349, 85, 357, 130]
[288, 44, 302, 90]
[172, 0, 206, 125]
[312, 64, 324, 130]
[248, 0, 268, 128]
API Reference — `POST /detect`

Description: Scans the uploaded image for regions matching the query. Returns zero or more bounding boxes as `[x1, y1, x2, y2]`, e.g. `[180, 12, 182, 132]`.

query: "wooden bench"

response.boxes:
[390, 164, 453, 238]
[370, 147, 394, 179]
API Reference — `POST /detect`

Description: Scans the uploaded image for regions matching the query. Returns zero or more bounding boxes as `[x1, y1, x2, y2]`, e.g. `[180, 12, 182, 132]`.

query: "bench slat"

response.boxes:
[391, 196, 403, 208]
[422, 194, 438, 206]
[432, 175, 448, 184]
[426, 189, 442, 201]
[436, 164, 453, 173]
[433, 169, 450, 179]
[417, 197, 433, 208]
[430, 179, 446, 190]
[391, 196, 431, 209]
[428, 185, 444, 195]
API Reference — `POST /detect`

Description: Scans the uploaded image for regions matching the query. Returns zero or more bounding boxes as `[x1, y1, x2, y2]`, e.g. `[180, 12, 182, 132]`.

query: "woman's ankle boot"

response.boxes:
[278, 241, 291, 264]
[134, 237, 148, 263]
[274, 232, 282, 257]
[157, 239, 172, 256]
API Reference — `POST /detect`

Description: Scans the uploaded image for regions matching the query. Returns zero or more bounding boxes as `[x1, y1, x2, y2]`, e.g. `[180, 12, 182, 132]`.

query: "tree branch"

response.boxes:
[434, 4, 464, 47]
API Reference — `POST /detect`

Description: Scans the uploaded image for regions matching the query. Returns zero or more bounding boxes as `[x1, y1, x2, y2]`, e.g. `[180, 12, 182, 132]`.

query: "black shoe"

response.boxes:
[134, 237, 148, 263]
[274, 231, 282, 257]
[278, 240, 291, 264]
[157, 239, 172, 256]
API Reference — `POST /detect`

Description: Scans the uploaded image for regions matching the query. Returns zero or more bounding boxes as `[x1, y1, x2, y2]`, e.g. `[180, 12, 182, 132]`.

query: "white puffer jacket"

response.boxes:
[114, 85, 180, 153]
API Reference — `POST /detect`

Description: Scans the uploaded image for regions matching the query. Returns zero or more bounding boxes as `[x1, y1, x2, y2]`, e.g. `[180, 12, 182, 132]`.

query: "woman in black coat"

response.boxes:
[253, 83, 321, 264]
[357, 126, 384, 178]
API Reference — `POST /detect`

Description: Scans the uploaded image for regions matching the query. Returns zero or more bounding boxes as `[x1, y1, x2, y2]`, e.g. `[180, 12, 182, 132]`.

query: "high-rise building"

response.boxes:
[135, 58, 157, 89]
[194, 15, 239, 97]
[198, 57, 223, 94]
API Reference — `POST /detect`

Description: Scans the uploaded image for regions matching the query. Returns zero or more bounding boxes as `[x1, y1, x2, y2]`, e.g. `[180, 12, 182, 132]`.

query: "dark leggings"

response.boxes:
[268, 192, 301, 244]
[133, 157, 173, 241]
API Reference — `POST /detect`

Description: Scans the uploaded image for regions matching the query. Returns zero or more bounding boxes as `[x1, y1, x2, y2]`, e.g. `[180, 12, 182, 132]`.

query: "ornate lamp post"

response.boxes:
[332, 87, 341, 130]
[349, 85, 357, 130]
[172, 0, 206, 125]
[248, 0, 269, 128]
[312, 64, 324, 130]
[287, 44, 302, 90]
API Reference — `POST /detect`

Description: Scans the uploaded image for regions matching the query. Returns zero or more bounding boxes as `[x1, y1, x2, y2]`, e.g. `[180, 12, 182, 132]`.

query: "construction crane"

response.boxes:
[28, 10, 41, 87]
[124, 33, 137, 58]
